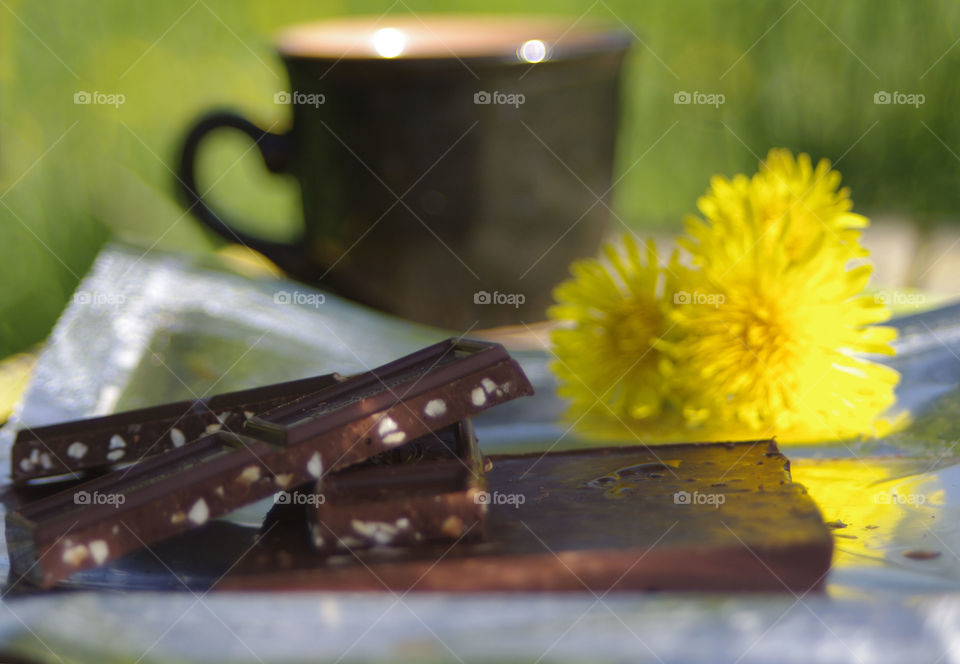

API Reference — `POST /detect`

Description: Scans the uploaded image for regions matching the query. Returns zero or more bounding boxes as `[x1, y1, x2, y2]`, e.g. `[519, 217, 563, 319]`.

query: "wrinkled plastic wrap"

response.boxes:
[2, 245, 960, 663]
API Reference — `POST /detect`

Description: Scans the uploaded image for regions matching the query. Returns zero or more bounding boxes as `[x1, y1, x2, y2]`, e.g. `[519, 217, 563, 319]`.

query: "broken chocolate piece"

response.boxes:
[245, 338, 533, 452]
[309, 419, 486, 551]
[11, 373, 345, 483]
[8, 432, 268, 588]
[6, 339, 532, 587]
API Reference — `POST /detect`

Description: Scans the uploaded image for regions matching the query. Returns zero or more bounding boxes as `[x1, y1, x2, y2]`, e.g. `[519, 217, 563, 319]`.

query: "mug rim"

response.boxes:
[275, 14, 633, 64]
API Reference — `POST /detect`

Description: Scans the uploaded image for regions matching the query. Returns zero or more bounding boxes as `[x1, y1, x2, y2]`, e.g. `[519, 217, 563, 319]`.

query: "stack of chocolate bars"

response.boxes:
[6, 339, 533, 588]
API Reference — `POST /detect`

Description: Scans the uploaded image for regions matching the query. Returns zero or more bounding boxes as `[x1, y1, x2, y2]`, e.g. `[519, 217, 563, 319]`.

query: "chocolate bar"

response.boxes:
[308, 419, 488, 551]
[7, 339, 532, 587]
[221, 440, 835, 593]
[11, 373, 345, 483]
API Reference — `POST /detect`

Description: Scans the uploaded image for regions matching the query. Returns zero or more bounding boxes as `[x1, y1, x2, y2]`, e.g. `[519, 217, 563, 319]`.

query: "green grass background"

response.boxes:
[1, 0, 958, 359]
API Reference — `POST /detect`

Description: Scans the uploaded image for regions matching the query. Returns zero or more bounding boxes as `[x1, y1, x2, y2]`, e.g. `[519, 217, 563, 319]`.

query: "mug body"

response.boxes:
[244, 17, 630, 330]
[280, 17, 631, 329]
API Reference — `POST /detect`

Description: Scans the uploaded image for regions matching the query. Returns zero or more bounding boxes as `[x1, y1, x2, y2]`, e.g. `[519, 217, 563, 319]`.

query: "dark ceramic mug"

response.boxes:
[177, 15, 631, 329]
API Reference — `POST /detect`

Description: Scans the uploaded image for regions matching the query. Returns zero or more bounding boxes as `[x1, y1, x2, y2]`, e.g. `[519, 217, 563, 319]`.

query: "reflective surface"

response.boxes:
[2, 245, 960, 662]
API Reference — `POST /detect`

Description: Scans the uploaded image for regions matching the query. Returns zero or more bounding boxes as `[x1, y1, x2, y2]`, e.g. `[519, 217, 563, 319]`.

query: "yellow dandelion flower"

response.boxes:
[664, 232, 899, 442]
[670, 149, 898, 442]
[548, 148, 900, 444]
[549, 235, 673, 424]
[682, 149, 868, 266]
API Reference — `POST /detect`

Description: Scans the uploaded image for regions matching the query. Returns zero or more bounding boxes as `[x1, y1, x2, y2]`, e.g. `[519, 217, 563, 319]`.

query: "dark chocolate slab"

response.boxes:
[308, 419, 487, 550]
[6, 340, 533, 587]
[11, 373, 345, 483]
[220, 440, 834, 593]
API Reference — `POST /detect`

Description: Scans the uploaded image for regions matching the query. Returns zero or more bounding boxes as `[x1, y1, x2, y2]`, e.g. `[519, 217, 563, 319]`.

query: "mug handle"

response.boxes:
[176, 111, 312, 275]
